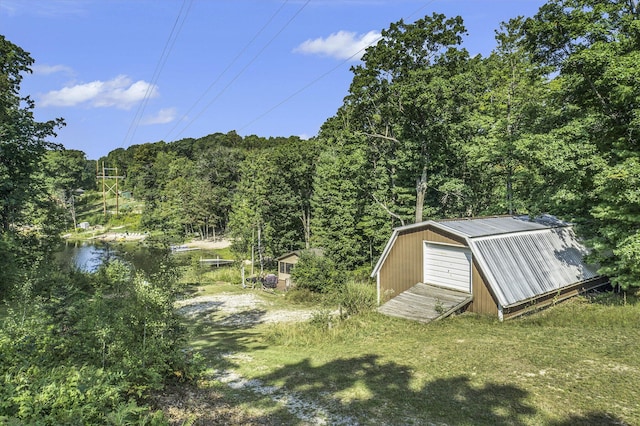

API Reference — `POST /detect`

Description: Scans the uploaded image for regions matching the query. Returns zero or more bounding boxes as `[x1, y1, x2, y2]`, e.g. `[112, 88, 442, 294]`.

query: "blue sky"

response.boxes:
[1, 0, 546, 160]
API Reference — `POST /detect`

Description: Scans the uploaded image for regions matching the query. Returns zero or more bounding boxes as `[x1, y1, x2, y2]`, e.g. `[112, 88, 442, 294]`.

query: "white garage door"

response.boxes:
[423, 243, 472, 293]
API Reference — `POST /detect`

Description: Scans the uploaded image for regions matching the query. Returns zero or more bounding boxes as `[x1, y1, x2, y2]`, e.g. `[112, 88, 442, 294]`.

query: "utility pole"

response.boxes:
[98, 162, 124, 217]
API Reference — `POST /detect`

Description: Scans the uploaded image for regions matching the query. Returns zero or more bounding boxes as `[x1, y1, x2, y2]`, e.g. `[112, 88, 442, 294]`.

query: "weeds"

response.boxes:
[309, 309, 335, 329]
[339, 281, 376, 315]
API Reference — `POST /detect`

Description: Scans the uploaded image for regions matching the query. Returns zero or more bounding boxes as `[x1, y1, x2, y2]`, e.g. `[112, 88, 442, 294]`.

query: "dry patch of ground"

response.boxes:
[183, 238, 232, 250]
[175, 293, 315, 327]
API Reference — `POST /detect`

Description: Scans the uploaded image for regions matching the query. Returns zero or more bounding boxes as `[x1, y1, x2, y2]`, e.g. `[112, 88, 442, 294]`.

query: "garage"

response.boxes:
[372, 215, 608, 321]
[423, 243, 472, 293]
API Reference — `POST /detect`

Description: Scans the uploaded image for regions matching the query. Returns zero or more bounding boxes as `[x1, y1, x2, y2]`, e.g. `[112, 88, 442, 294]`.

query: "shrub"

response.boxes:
[290, 251, 345, 293]
[0, 364, 128, 425]
[309, 309, 335, 330]
[346, 265, 374, 283]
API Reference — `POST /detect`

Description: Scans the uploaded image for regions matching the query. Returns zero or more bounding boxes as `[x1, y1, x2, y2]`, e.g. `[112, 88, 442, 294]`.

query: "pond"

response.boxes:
[57, 241, 228, 274]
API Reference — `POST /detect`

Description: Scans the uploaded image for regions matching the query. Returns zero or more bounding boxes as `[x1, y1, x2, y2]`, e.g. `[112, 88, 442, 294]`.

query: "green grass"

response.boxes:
[68, 190, 144, 233]
[183, 287, 640, 425]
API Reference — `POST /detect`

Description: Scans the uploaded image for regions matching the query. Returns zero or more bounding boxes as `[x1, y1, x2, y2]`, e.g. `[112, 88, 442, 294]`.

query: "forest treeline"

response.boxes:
[1, 0, 639, 422]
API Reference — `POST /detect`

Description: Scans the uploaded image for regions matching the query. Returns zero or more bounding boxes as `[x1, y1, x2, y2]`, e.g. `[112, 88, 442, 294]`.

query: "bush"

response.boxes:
[309, 309, 335, 330]
[346, 265, 374, 283]
[290, 251, 344, 293]
[0, 255, 199, 425]
[0, 364, 129, 425]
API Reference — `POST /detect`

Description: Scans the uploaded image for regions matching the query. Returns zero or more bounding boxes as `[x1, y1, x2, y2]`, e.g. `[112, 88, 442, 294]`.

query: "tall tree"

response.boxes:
[0, 35, 65, 232]
[311, 137, 369, 269]
[195, 144, 243, 234]
[464, 18, 548, 216]
[315, 13, 481, 267]
[523, 0, 640, 288]
[41, 149, 93, 228]
[345, 13, 474, 223]
[228, 137, 318, 259]
[0, 36, 65, 293]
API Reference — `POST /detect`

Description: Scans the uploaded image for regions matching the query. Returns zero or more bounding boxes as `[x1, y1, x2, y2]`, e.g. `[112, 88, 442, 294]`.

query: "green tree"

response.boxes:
[464, 18, 549, 216]
[40, 149, 93, 228]
[0, 35, 65, 232]
[311, 139, 369, 268]
[290, 250, 344, 293]
[229, 137, 318, 259]
[195, 144, 243, 234]
[523, 0, 640, 288]
[0, 36, 65, 294]
[342, 13, 475, 223]
[315, 13, 481, 268]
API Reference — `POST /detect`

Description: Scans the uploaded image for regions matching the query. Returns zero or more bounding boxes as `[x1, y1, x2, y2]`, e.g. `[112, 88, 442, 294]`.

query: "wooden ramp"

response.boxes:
[378, 283, 473, 323]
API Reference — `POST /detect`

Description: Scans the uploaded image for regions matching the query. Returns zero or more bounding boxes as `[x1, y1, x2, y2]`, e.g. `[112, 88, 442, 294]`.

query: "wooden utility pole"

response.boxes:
[98, 162, 124, 217]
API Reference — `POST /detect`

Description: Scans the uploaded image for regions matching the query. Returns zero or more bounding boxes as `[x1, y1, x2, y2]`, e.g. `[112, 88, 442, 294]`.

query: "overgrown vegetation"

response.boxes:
[0, 259, 198, 424]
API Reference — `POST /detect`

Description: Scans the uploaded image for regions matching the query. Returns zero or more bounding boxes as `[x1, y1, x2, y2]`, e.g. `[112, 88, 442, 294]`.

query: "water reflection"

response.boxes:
[58, 241, 168, 274]
[57, 241, 223, 274]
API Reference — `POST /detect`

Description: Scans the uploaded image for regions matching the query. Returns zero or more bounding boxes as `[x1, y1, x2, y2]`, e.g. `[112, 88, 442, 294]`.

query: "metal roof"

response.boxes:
[469, 227, 599, 307]
[437, 215, 569, 238]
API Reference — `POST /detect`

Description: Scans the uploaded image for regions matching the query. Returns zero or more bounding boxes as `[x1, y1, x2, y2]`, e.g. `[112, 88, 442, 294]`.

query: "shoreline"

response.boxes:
[62, 230, 232, 250]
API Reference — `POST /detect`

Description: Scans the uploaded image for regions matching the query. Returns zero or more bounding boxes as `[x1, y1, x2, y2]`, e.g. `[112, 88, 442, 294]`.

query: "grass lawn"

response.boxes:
[182, 283, 640, 425]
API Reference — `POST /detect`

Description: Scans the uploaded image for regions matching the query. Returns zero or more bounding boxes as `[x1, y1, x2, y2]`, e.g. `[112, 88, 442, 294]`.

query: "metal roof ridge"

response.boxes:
[467, 226, 571, 241]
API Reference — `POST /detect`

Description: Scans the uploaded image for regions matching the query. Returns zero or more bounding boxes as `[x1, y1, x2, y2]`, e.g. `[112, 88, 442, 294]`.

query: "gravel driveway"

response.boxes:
[175, 293, 316, 327]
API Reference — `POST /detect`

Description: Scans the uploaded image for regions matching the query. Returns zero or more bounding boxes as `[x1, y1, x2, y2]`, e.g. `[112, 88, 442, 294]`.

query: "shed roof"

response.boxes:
[372, 215, 600, 309]
[469, 227, 598, 307]
[437, 214, 568, 238]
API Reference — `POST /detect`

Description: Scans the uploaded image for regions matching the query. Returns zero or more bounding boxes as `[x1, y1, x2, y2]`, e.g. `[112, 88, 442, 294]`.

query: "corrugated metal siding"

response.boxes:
[502, 276, 608, 319]
[379, 227, 465, 302]
[470, 227, 599, 307]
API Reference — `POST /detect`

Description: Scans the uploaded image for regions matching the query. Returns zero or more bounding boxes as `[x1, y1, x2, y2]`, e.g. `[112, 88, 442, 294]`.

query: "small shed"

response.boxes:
[276, 248, 323, 290]
[371, 215, 608, 321]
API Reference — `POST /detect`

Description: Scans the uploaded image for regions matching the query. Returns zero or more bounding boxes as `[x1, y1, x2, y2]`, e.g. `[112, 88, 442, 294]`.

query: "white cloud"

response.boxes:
[40, 75, 158, 109]
[141, 108, 177, 125]
[32, 64, 74, 76]
[0, 0, 87, 17]
[293, 30, 381, 61]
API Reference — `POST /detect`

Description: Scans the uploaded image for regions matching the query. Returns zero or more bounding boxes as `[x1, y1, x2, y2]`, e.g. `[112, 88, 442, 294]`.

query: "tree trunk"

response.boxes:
[507, 166, 513, 215]
[301, 207, 311, 249]
[415, 167, 428, 223]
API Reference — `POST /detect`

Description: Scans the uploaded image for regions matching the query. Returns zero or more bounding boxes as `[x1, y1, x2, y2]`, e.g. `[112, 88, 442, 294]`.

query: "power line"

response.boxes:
[163, 0, 291, 142]
[238, 0, 440, 134]
[121, 0, 193, 148]
[170, 0, 311, 141]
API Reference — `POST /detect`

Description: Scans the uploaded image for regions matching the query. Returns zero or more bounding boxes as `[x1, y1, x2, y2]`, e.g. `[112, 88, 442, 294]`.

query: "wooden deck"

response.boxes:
[378, 283, 473, 323]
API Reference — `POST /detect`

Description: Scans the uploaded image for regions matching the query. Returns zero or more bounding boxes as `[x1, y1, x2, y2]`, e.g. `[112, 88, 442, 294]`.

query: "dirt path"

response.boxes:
[168, 292, 355, 425]
[175, 292, 316, 326]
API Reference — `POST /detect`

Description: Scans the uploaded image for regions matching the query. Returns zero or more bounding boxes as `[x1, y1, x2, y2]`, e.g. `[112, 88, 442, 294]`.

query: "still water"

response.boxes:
[58, 241, 170, 274]
[57, 241, 220, 274]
